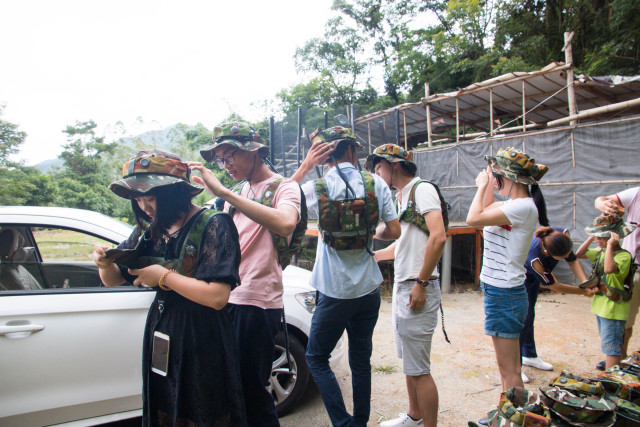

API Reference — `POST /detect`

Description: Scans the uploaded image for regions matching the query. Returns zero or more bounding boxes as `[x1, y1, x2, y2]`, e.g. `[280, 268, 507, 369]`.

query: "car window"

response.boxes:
[32, 227, 113, 262]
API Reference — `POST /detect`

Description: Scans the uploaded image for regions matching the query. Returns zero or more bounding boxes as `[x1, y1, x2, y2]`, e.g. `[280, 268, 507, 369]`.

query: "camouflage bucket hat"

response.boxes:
[539, 386, 616, 427]
[308, 126, 364, 150]
[585, 213, 637, 238]
[109, 153, 203, 200]
[200, 122, 268, 162]
[364, 144, 417, 175]
[484, 147, 548, 185]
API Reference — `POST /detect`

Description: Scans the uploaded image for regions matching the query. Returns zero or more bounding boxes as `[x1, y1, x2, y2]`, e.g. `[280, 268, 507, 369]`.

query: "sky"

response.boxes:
[0, 0, 335, 165]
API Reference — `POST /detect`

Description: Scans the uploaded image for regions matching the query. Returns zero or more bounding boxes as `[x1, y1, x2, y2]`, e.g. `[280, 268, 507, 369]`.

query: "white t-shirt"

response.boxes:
[394, 177, 442, 282]
[479, 197, 538, 288]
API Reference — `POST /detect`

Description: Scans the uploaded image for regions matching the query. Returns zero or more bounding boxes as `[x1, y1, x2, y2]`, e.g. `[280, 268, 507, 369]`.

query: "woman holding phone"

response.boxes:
[92, 150, 246, 426]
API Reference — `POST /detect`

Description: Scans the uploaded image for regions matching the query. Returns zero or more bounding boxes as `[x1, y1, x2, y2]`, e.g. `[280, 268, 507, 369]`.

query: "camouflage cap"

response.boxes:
[308, 126, 364, 150]
[200, 122, 268, 162]
[484, 147, 548, 185]
[364, 144, 417, 176]
[585, 213, 637, 238]
[109, 152, 203, 199]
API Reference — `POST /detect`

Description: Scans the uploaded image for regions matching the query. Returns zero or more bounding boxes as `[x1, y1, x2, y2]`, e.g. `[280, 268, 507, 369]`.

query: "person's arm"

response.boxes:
[595, 194, 622, 215]
[604, 232, 620, 274]
[567, 259, 588, 283]
[376, 219, 401, 240]
[374, 241, 396, 262]
[547, 282, 588, 295]
[188, 162, 299, 237]
[290, 142, 336, 184]
[576, 236, 594, 259]
[93, 244, 126, 287]
[129, 264, 231, 310]
[409, 211, 447, 310]
[466, 168, 509, 227]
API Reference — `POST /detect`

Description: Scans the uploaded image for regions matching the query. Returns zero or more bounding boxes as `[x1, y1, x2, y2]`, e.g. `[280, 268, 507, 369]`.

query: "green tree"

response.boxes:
[0, 106, 27, 168]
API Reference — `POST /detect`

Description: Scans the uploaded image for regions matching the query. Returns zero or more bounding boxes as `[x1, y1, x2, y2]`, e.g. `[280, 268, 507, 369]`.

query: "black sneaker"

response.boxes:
[596, 360, 606, 371]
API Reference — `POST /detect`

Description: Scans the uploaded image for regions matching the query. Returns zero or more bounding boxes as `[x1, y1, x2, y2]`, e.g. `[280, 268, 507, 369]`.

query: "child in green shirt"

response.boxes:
[576, 213, 636, 370]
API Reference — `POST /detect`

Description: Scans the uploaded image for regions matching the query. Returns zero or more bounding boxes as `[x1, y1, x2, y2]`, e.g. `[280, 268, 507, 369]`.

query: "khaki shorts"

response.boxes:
[392, 279, 441, 376]
[626, 271, 640, 328]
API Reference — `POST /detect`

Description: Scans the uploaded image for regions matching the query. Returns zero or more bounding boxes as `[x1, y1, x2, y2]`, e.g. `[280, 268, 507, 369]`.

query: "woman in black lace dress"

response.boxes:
[92, 150, 246, 426]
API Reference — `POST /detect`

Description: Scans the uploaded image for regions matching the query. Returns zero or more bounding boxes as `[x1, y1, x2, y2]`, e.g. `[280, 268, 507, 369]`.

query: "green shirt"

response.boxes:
[586, 248, 632, 321]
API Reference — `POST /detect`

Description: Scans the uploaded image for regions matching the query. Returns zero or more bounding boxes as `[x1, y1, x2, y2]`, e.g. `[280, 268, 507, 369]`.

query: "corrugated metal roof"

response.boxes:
[354, 62, 640, 150]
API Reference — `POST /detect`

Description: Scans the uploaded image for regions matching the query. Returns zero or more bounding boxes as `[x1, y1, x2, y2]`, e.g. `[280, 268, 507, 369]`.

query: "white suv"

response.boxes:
[0, 206, 343, 426]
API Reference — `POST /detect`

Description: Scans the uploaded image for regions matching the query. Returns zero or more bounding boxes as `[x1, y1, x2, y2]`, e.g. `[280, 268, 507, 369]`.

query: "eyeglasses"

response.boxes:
[215, 149, 239, 168]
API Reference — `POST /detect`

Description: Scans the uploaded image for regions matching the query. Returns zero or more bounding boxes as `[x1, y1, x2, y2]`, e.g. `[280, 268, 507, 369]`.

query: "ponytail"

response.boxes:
[530, 184, 549, 227]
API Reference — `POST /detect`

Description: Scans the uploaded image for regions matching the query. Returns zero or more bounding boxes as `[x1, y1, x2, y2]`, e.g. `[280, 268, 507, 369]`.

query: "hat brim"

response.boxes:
[109, 175, 203, 199]
[485, 156, 537, 185]
[584, 223, 637, 238]
[200, 139, 269, 163]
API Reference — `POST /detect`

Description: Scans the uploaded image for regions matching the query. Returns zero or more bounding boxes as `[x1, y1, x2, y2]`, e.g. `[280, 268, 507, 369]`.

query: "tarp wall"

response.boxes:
[413, 115, 640, 283]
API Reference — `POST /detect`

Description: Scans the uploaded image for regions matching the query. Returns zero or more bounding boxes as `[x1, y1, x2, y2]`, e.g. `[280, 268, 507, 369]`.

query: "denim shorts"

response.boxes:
[597, 315, 626, 356]
[481, 282, 528, 339]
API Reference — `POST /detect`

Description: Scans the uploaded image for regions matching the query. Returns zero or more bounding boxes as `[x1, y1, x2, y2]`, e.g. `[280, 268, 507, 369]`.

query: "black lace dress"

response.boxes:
[117, 209, 246, 426]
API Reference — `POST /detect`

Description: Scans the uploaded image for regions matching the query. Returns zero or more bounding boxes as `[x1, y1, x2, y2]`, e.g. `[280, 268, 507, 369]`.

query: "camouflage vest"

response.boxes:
[105, 209, 223, 278]
[314, 171, 379, 251]
[226, 178, 308, 269]
[590, 249, 636, 302]
[397, 179, 449, 235]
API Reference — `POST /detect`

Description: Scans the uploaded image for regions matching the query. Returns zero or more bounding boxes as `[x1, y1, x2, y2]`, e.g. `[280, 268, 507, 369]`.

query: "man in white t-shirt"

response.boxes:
[366, 144, 447, 427]
[596, 186, 640, 362]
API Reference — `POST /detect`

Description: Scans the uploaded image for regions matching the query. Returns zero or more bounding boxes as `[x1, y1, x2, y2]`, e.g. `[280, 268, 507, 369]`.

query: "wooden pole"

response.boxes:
[456, 97, 460, 143]
[403, 110, 408, 150]
[548, 97, 640, 127]
[522, 80, 526, 132]
[570, 132, 576, 167]
[489, 88, 494, 136]
[475, 230, 482, 287]
[367, 121, 372, 154]
[563, 31, 578, 125]
[425, 83, 433, 147]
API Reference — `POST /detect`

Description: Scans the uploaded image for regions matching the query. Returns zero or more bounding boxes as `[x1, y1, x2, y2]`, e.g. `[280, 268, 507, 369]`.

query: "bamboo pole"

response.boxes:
[548, 97, 640, 127]
[489, 88, 494, 136]
[456, 97, 460, 143]
[425, 83, 433, 147]
[570, 132, 576, 167]
[403, 110, 408, 150]
[573, 192, 577, 229]
[563, 31, 577, 125]
[522, 80, 526, 132]
[367, 121, 372, 154]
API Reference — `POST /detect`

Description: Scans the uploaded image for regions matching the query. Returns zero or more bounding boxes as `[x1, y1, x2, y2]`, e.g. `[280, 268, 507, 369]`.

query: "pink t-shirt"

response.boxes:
[226, 176, 301, 308]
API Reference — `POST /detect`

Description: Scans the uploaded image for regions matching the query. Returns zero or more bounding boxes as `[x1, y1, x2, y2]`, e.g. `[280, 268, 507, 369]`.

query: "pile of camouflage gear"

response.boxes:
[469, 351, 640, 426]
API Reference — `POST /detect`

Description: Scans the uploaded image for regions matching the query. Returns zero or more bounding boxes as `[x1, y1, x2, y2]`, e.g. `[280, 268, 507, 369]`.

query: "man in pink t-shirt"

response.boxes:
[190, 122, 301, 427]
[596, 186, 640, 361]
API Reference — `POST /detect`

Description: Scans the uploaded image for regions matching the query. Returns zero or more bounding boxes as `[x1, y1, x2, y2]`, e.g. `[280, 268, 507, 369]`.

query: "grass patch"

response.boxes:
[372, 364, 397, 374]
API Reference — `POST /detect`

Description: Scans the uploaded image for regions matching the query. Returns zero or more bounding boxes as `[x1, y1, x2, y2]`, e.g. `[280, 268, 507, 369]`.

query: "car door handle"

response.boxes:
[0, 322, 45, 337]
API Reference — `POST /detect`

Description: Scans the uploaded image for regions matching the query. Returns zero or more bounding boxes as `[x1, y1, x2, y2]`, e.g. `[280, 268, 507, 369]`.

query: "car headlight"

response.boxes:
[295, 291, 316, 314]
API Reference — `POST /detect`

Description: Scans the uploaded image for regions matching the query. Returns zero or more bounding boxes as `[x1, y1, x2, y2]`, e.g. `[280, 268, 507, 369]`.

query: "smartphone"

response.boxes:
[151, 331, 170, 377]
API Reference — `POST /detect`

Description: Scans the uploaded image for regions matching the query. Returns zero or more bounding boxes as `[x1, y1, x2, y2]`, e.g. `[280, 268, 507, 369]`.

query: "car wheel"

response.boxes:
[269, 330, 310, 416]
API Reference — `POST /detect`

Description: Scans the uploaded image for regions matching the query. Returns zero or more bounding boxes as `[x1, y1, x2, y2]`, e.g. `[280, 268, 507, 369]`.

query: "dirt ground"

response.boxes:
[279, 289, 640, 426]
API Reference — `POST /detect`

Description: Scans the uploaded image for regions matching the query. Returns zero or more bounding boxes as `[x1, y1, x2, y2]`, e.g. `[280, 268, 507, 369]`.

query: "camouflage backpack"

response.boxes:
[485, 387, 551, 427]
[397, 179, 450, 235]
[581, 249, 636, 302]
[223, 178, 308, 269]
[314, 171, 379, 251]
[105, 209, 224, 277]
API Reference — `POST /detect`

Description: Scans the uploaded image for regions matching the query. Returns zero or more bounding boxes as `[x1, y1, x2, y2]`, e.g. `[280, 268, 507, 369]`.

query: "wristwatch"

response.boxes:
[416, 278, 429, 288]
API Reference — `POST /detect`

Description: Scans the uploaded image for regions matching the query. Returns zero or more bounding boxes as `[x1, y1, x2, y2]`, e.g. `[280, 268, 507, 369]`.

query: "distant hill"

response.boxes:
[35, 124, 191, 172]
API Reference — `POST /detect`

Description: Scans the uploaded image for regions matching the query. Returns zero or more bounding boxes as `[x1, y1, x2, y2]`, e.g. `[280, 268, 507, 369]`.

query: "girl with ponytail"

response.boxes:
[466, 147, 549, 394]
[520, 226, 588, 379]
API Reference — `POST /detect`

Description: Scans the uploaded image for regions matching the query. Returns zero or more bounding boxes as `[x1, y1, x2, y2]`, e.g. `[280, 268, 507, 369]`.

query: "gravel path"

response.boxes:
[279, 290, 640, 426]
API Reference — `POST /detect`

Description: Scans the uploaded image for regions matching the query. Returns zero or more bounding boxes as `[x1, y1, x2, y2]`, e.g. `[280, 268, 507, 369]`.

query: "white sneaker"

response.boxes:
[521, 371, 530, 383]
[380, 413, 424, 426]
[522, 356, 553, 371]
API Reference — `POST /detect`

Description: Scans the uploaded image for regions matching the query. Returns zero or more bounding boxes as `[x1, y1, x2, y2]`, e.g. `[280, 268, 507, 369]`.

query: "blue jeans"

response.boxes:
[597, 315, 626, 356]
[519, 276, 540, 358]
[306, 288, 380, 427]
[482, 282, 528, 339]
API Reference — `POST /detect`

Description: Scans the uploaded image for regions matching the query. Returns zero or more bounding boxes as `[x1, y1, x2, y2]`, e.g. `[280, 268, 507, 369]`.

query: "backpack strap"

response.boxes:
[595, 249, 634, 302]
[178, 209, 224, 277]
[398, 179, 449, 235]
